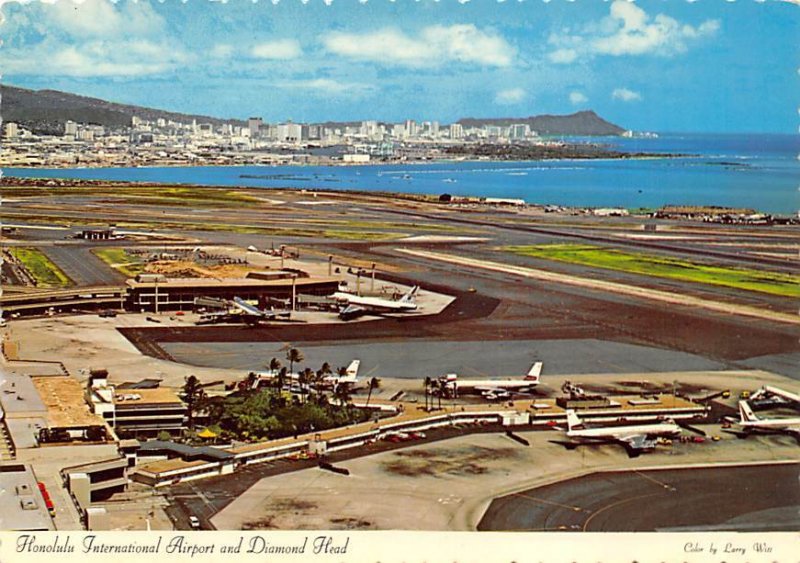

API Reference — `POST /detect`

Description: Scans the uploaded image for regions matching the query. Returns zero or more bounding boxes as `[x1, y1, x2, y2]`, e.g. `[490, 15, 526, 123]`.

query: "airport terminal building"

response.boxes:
[126, 274, 340, 312]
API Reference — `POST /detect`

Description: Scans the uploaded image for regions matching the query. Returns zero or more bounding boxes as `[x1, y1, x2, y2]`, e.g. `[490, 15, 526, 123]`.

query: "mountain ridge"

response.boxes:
[1, 84, 626, 137]
[457, 111, 626, 136]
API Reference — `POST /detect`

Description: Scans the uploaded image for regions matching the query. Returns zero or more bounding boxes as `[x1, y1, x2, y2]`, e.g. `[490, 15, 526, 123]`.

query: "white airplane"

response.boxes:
[748, 385, 800, 407]
[561, 409, 682, 457]
[735, 400, 800, 442]
[250, 360, 361, 390]
[439, 362, 543, 399]
[320, 360, 361, 388]
[197, 296, 291, 325]
[333, 286, 419, 320]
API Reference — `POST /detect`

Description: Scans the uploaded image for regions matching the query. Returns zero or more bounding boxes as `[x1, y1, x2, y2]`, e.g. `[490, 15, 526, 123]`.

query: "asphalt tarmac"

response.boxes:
[478, 462, 800, 532]
[159, 338, 725, 378]
[42, 245, 124, 286]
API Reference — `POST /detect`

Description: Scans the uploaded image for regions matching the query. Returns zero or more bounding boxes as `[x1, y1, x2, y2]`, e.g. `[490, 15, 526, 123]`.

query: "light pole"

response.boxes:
[291, 275, 297, 312]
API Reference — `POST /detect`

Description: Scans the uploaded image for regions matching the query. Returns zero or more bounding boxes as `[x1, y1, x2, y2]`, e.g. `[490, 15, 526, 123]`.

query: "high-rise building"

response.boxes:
[404, 119, 418, 138]
[449, 123, 464, 140]
[430, 121, 440, 137]
[307, 125, 321, 140]
[64, 120, 78, 136]
[3, 122, 19, 138]
[360, 120, 378, 137]
[509, 124, 530, 140]
[276, 122, 302, 143]
[248, 117, 263, 139]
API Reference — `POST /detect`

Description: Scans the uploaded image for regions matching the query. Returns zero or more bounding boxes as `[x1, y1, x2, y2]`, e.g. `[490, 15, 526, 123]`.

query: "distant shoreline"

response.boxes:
[2, 152, 689, 171]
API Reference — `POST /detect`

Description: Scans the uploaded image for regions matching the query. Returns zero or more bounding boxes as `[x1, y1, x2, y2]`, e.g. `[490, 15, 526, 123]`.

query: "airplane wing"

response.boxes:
[339, 304, 366, 319]
[233, 297, 267, 317]
[618, 434, 658, 457]
[785, 426, 800, 443]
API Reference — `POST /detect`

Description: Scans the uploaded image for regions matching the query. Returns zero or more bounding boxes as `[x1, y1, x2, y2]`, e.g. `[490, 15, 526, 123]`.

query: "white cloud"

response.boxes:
[569, 91, 588, 105]
[549, 48, 578, 64]
[2, 40, 190, 77]
[0, 0, 186, 78]
[277, 78, 376, 97]
[612, 87, 642, 102]
[323, 25, 514, 67]
[495, 88, 526, 105]
[210, 44, 235, 59]
[47, 0, 167, 38]
[548, 0, 719, 63]
[251, 40, 303, 60]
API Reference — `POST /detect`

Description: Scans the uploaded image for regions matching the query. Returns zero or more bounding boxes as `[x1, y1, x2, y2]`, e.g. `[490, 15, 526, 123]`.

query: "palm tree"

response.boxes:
[245, 371, 258, 390]
[182, 375, 202, 429]
[286, 348, 304, 376]
[365, 377, 379, 408]
[320, 362, 332, 376]
[424, 376, 432, 411]
[268, 357, 282, 373]
[277, 366, 288, 392]
[333, 382, 352, 406]
[300, 367, 314, 403]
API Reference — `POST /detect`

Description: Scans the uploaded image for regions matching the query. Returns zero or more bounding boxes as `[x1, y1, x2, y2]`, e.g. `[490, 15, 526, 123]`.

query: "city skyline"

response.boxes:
[1, 0, 798, 133]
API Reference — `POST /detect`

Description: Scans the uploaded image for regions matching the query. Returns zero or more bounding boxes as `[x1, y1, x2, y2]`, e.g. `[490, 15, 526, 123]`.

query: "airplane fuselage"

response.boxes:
[447, 379, 537, 392]
[740, 418, 800, 432]
[567, 422, 682, 441]
[333, 292, 417, 311]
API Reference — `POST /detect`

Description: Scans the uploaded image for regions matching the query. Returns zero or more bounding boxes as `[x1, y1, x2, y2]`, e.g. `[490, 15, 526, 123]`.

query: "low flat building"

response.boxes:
[126, 275, 340, 312]
[86, 371, 186, 438]
[61, 457, 129, 509]
[132, 440, 235, 487]
[31, 374, 112, 444]
[76, 227, 124, 240]
[0, 464, 55, 531]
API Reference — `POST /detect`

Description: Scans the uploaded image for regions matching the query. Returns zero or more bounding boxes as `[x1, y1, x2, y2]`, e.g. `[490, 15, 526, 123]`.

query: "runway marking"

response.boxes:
[581, 492, 664, 531]
[511, 491, 586, 512]
[633, 470, 676, 491]
[396, 248, 800, 326]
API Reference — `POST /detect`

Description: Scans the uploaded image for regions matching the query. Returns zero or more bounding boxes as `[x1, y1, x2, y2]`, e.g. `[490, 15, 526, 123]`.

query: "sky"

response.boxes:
[1, 0, 798, 133]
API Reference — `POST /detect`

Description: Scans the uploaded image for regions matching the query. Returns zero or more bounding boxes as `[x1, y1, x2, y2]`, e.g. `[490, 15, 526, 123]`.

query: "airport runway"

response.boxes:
[42, 245, 124, 286]
[160, 338, 725, 378]
[478, 462, 800, 532]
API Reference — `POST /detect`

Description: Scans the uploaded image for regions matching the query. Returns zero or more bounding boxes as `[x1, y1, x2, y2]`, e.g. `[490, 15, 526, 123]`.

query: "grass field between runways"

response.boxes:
[9, 247, 72, 288]
[504, 244, 800, 298]
[91, 248, 145, 278]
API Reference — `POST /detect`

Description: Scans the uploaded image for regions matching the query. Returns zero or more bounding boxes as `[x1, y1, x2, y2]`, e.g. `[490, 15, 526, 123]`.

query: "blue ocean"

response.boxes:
[5, 133, 799, 214]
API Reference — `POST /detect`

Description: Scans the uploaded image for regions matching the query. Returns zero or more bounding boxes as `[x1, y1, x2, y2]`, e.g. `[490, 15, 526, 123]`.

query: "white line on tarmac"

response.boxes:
[395, 248, 800, 326]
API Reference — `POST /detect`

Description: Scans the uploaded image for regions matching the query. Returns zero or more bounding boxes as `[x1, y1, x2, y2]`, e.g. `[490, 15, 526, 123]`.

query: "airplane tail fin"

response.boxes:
[566, 409, 584, 432]
[344, 360, 361, 381]
[525, 362, 543, 383]
[739, 400, 759, 423]
[400, 286, 419, 303]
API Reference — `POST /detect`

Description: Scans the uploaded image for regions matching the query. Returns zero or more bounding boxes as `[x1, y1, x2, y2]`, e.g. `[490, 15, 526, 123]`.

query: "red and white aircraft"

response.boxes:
[562, 409, 682, 457]
[439, 362, 543, 400]
[735, 400, 800, 442]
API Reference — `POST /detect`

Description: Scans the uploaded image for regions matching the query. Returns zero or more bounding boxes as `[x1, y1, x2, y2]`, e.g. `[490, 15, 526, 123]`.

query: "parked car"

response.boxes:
[188, 516, 201, 529]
